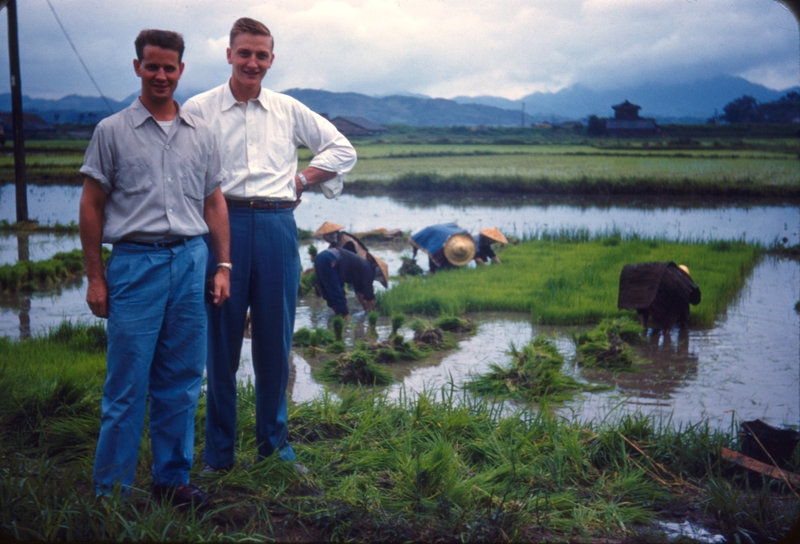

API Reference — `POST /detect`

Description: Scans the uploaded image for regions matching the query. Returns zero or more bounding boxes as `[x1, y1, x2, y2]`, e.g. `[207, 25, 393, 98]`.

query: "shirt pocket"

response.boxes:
[180, 157, 206, 201]
[115, 156, 154, 196]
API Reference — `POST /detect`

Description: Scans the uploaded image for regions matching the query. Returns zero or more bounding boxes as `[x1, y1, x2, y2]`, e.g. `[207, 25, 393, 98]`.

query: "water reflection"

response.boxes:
[15, 233, 30, 339]
[0, 185, 797, 431]
[283, 258, 798, 430]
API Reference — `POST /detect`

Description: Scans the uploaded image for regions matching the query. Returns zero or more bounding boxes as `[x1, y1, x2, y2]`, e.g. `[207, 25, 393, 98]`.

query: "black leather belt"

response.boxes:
[118, 237, 192, 248]
[226, 199, 295, 210]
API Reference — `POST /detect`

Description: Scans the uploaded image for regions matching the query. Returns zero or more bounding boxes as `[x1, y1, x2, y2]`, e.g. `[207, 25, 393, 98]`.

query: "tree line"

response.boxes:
[718, 91, 800, 124]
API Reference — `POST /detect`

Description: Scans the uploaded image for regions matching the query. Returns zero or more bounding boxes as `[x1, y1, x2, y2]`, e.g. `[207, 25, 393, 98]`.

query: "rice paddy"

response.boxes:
[378, 234, 761, 327]
[8, 129, 800, 196]
[1, 131, 797, 541]
[2, 327, 797, 542]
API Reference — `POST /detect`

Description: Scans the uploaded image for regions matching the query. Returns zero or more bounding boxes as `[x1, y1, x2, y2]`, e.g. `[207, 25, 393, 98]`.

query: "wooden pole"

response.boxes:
[5, 0, 27, 222]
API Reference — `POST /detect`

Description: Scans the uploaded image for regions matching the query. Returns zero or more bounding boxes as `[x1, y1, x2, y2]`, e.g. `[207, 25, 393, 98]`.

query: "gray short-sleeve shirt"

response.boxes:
[80, 98, 225, 243]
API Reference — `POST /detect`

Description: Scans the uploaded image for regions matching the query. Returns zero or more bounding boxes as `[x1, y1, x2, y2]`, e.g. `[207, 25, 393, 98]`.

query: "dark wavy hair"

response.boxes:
[135, 29, 185, 62]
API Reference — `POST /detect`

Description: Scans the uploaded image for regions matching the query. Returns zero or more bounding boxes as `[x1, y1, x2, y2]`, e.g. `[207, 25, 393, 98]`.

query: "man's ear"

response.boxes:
[133, 58, 141, 77]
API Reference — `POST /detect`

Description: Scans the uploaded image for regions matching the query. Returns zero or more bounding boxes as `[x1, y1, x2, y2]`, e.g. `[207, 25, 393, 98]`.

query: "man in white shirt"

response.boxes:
[183, 17, 356, 473]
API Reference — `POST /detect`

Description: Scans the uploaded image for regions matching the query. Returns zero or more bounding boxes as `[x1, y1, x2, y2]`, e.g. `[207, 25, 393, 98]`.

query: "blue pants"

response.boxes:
[314, 249, 348, 316]
[204, 205, 299, 468]
[93, 237, 207, 496]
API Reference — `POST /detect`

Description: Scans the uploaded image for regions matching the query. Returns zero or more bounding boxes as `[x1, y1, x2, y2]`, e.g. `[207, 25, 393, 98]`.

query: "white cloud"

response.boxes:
[0, 0, 795, 101]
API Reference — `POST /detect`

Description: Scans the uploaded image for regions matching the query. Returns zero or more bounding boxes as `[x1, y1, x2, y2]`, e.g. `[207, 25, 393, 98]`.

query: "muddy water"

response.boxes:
[1, 186, 798, 431]
[263, 256, 800, 430]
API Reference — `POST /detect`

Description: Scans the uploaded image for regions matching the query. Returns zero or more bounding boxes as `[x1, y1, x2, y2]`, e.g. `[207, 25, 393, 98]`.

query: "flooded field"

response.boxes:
[1, 185, 798, 431]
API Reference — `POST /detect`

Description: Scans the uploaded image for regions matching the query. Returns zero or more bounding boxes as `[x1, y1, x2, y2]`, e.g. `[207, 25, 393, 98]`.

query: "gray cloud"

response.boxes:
[0, 0, 796, 101]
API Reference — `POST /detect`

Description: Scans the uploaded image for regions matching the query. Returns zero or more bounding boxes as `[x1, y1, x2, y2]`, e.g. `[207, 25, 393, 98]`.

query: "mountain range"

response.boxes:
[1, 75, 797, 127]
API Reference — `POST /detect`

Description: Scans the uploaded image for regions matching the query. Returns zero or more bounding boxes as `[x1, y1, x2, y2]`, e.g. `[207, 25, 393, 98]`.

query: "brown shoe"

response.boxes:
[152, 482, 211, 509]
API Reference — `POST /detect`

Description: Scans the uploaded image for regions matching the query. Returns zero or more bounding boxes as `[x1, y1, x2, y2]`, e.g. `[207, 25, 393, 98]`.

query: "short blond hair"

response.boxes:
[230, 17, 273, 49]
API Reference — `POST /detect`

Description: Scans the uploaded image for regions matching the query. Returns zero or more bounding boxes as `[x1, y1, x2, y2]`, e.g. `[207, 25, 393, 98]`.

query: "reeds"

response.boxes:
[379, 233, 760, 328]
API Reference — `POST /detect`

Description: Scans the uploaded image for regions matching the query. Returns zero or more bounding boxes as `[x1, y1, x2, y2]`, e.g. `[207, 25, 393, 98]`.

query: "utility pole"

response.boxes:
[3, 0, 28, 222]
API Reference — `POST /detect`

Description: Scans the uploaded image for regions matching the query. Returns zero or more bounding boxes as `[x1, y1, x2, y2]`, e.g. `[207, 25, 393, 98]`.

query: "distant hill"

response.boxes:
[1, 75, 798, 127]
[453, 76, 800, 124]
[281, 89, 532, 127]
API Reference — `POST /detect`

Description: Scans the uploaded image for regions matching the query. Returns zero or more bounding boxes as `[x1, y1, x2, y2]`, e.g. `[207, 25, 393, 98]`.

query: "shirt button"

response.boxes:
[165, 144, 171, 150]
[168, 208, 173, 213]
[166, 177, 172, 182]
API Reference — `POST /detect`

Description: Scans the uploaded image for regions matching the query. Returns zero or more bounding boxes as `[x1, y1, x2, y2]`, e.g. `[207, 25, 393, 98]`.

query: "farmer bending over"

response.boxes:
[315, 248, 388, 319]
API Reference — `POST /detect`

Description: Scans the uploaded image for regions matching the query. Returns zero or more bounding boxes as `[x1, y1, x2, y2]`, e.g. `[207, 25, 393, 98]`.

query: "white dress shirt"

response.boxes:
[183, 83, 356, 201]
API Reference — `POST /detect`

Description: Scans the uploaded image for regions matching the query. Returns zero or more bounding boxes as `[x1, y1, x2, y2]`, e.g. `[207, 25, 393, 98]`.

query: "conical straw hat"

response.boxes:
[479, 227, 508, 244]
[367, 254, 389, 288]
[443, 233, 475, 266]
[313, 221, 344, 236]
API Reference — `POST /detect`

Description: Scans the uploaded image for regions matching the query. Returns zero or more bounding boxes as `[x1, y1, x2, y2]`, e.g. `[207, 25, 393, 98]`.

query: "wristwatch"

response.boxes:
[216, 262, 233, 271]
[297, 172, 309, 189]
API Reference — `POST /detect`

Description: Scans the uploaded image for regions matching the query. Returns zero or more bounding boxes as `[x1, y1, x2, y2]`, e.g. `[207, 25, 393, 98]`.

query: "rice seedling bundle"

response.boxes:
[572, 317, 644, 369]
[465, 336, 600, 403]
[316, 349, 394, 386]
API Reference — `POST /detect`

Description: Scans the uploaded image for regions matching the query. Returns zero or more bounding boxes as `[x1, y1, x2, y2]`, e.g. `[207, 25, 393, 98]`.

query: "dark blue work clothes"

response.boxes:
[203, 204, 300, 468]
[314, 248, 376, 316]
[473, 234, 497, 262]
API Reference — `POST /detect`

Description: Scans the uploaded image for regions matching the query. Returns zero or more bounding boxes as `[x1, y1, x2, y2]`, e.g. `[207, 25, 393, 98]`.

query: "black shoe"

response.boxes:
[201, 463, 233, 475]
[152, 482, 211, 509]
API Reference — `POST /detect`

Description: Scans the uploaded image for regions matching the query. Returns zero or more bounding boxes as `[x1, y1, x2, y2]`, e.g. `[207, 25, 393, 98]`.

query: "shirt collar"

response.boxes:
[130, 97, 193, 128]
[222, 80, 270, 112]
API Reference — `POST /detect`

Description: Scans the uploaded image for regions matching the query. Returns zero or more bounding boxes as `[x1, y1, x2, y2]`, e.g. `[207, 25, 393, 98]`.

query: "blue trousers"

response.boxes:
[204, 205, 299, 468]
[93, 237, 207, 496]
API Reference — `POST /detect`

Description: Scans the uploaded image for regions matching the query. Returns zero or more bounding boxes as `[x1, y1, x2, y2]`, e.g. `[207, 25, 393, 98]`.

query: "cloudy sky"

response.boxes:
[0, 0, 797, 102]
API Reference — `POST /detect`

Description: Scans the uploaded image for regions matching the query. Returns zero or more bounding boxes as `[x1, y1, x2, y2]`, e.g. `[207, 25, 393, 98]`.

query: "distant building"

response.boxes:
[0, 112, 57, 140]
[605, 100, 660, 137]
[330, 116, 387, 137]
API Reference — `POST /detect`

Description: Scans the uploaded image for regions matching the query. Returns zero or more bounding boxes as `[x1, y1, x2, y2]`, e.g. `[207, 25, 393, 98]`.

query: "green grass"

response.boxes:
[1, 327, 798, 541]
[378, 234, 760, 327]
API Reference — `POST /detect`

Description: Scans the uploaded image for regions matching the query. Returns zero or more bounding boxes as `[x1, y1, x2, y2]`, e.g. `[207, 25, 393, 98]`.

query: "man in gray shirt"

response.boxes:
[79, 29, 230, 508]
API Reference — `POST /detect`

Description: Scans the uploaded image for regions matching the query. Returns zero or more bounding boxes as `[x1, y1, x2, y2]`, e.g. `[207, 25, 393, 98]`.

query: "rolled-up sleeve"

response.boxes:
[294, 109, 357, 199]
[80, 123, 114, 193]
[204, 133, 226, 197]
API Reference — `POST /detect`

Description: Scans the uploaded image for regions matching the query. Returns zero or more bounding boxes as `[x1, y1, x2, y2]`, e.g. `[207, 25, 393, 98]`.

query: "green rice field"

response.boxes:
[378, 235, 761, 326]
[5, 132, 799, 196]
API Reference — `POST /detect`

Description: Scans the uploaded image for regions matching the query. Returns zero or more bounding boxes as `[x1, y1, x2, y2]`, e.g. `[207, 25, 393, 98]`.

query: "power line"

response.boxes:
[45, 0, 114, 113]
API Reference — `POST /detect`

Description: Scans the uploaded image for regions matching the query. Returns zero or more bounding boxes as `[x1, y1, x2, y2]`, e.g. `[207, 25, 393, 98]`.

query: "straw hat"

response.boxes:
[678, 264, 691, 277]
[313, 221, 344, 237]
[479, 227, 508, 244]
[367, 254, 389, 287]
[443, 233, 476, 266]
